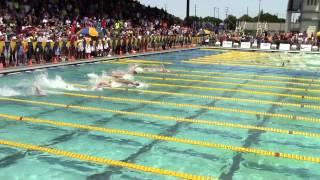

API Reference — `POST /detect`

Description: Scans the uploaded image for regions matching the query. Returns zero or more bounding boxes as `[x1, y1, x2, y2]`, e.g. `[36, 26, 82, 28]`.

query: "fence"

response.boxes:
[202, 39, 320, 52]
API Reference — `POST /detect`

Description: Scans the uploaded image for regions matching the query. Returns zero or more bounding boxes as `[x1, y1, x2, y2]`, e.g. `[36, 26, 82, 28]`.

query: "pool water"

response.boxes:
[0, 49, 320, 180]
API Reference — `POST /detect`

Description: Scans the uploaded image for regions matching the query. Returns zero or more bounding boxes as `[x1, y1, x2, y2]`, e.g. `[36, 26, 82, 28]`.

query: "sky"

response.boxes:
[138, 0, 288, 19]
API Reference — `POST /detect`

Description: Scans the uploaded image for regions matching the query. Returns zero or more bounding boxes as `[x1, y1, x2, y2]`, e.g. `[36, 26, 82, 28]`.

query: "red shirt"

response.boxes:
[102, 19, 107, 29]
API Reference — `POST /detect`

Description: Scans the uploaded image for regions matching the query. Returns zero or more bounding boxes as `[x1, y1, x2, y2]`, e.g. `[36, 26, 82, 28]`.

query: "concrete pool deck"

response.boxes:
[0, 47, 198, 75]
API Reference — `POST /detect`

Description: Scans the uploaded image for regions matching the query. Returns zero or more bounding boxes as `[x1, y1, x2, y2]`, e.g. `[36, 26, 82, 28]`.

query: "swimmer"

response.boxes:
[112, 78, 140, 87]
[129, 64, 170, 74]
[95, 78, 112, 89]
[143, 65, 170, 73]
[128, 64, 141, 74]
[111, 71, 126, 79]
[34, 85, 46, 96]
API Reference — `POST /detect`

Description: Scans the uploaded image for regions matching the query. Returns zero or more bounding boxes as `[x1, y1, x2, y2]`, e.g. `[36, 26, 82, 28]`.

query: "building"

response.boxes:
[286, 0, 320, 34]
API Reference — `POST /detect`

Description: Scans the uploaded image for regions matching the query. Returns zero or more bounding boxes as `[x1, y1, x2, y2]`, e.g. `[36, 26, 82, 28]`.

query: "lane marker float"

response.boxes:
[1, 114, 320, 164]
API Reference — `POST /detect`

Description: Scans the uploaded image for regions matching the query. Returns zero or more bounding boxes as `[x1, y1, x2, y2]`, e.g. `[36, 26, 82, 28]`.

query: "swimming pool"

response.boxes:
[0, 49, 320, 180]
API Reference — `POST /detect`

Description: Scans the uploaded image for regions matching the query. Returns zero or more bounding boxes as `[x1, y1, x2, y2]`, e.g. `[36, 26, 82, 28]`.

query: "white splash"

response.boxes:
[0, 86, 21, 97]
[34, 73, 80, 91]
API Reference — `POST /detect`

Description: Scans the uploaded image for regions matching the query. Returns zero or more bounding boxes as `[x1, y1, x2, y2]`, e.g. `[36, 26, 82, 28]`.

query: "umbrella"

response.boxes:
[197, 29, 211, 36]
[317, 31, 320, 37]
[78, 27, 99, 37]
[204, 29, 211, 35]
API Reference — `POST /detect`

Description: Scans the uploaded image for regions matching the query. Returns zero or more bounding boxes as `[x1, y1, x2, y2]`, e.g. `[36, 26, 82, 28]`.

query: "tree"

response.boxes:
[184, 16, 199, 25]
[202, 16, 222, 25]
[224, 15, 237, 30]
[253, 11, 285, 22]
[239, 15, 254, 22]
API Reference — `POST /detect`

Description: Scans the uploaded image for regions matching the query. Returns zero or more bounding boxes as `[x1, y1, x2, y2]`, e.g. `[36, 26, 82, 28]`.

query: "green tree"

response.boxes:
[202, 16, 223, 25]
[253, 11, 285, 22]
[184, 16, 201, 25]
[224, 15, 237, 30]
[239, 15, 254, 22]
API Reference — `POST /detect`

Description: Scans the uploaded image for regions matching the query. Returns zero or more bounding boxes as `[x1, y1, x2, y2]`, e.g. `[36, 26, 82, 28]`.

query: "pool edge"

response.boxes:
[0, 47, 199, 75]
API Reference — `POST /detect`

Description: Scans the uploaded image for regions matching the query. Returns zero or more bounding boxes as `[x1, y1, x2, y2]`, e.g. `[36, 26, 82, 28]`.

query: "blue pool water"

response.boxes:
[0, 49, 320, 180]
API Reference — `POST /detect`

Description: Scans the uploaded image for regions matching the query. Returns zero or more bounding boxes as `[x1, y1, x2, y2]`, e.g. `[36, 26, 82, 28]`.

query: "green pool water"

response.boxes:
[0, 49, 320, 180]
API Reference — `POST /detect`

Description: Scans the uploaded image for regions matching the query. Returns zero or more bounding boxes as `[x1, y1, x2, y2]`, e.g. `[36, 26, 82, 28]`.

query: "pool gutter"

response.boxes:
[0, 47, 199, 75]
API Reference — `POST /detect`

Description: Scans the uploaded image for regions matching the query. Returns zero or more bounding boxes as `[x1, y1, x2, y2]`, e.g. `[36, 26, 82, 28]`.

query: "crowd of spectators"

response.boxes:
[0, 0, 197, 67]
[0, 0, 320, 68]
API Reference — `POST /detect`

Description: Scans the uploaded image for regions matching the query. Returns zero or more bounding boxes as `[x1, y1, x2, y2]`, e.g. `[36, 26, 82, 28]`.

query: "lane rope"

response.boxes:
[94, 86, 320, 110]
[146, 82, 320, 101]
[59, 91, 320, 138]
[104, 59, 172, 65]
[183, 61, 295, 70]
[0, 138, 212, 180]
[142, 71, 320, 88]
[1, 96, 320, 136]
[59, 91, 320, 123]
[1, 114, 320, 164]
[106, 62, 162, 66]
[172, 69, 320, 84]
[138, 76, 320, 94]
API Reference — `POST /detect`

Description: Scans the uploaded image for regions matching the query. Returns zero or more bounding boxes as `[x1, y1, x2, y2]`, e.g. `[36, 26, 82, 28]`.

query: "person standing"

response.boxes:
[77, 39, 84, 59]
[85, 40, 91, 59]
[44, 43, 52, 63]
[53, 42, 61, 63]
[97, 39, 103, 57]
[35, 42, 42, 64]
[26, 42, 33, 65]
[3, 42, 10, 67]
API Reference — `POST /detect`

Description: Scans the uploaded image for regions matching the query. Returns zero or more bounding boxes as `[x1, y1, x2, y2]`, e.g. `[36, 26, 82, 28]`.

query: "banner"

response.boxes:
[279, 43, 290, 51]
[240, 42, 251, 49]
[300, 44, 312, 52]
[222, 41, 233, 48]
[260, 43, 271, 50]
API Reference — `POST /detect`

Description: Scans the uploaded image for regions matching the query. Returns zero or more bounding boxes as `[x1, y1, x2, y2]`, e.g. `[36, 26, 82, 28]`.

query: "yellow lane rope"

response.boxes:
[1, 114, 320, 164]
[0, 138, 212, 180]
[188, 57, 274, 62]
[183, 61, 294, 70]
[194, 51, 270, 61]
[98, 60, 320, 84]
[106, 62, 162, 66]
[141, 72, 320, 88]
[1, 96, 320, 127]
[103, 59, 172, 65]
[172, 69, 320, 84]
[147, 83, 320, 101]
[59, 91, 320, 138]
[71, 85, 320, 110]
[139, 76, 320, 94]
[59, 92, 320, 123]
[187, 60, 287, 67]
[187, 60, 280, 66]
[189, 58, 283, 63]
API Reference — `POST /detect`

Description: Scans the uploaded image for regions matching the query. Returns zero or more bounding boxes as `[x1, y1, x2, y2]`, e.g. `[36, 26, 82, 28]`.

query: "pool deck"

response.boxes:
[0, 47, 198, 75]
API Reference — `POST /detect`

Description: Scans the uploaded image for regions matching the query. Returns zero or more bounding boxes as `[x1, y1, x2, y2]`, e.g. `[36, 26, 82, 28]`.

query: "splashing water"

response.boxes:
[0, 86, 21, 97]
[34, 73, 81, 91]
[87, 71, 147, 89]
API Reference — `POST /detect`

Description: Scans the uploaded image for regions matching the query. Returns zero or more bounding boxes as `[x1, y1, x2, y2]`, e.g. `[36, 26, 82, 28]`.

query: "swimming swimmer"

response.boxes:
[33, 85, 46, 96]
[129, 64, 170, 74]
